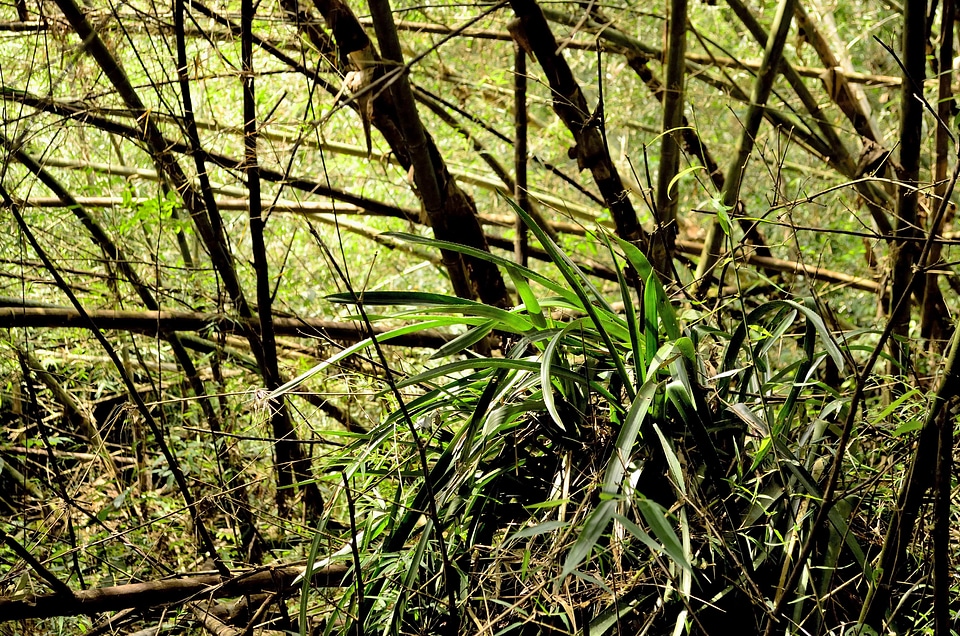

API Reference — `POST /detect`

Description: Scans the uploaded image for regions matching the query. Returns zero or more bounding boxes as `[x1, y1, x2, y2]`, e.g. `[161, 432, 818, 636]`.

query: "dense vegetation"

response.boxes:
[0, 0, 956, 634]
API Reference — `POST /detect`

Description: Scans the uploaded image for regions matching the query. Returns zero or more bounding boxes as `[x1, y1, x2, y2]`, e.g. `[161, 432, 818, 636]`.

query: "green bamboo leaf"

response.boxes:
[541, 321, 583, 433]
[587, 585, 648, 636]
[299, 525, 327, 636]
[611, 236, 680, 340]
[870, 388, 921, 426]
[717, 208, 731, 235]
[758, 308, 798, 358]
[507, 265, 547, 328]
[560, 499, 618, 580]
[652, 421, 686, 497]
[510, 520, 570, 540]
[679, 507, 692, 598]
[711, 197, 733, 236]
[636, 497, 691, 574]
[383, 231, 580, 306]
[603, 232, 644, 381]
[602, 377, 659, 494]
[892, 420, 922, 436]
[387, 517, 433, 634]
[644, 273, 659, 369]
[774, 439, 871, 577]
[328, 291, 534, 333]
[349, 313, 489, 328]
[645, 340, 685, 380]
[395, 357, 615, 405]
[430, 319, 495, 359]
[327, 290, 471, 306]
[611, 513, 665, 554]
[503, 195, 635, 400]
[720, 300, 844, 399]
[523, 498, 571, 510]
[667, 165, 706, 194]
[264, 320, 451, 400]
[727, 402, 770, 438]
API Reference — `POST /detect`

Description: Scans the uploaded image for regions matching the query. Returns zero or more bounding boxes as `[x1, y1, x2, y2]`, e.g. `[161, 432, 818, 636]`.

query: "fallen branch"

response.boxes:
[0, 564, 349, 621]
[2, 445, 138, 465]
[0, 306, 452, 347]
[675, 240, 881, 293]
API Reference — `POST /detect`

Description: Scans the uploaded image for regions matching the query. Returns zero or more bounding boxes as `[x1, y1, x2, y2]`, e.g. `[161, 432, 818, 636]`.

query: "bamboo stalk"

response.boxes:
[693, 0, 797, 296]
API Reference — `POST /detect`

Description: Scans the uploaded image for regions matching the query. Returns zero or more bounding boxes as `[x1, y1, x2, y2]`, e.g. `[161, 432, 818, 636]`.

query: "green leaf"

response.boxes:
[611, 513, 665, 554]
[676, 336, 696, 362]
[299, 525, 329, 635]
[601, 231, 644, 382]
[507, 265, 547, 328]
[327, 291, 534, 333]
[541, 321, 583, 433]
[503, 195, 635, 400]
[892, 420, 923, 436]
[510, 520, 570, 539]
[397, 357, 590, 390]
[430, 319, 495, 359]
[870, 388, 921, 426]
[667, 165, 706, 194]
[644, 274, 659, 369]
[636, 497, 691, 574]
[327, 290, 473, 306]
[774, 439, 871, 578]
[611, 236, 680, 340]
[264, 320, 451, 400]
[602, 377, 659, 494]
[653, 421, 686, 496]
[717, 207, 731, 235]
[387, 517, 434, 634]
[383, 231, 579, 306]
[719, 299, 844, 400]
[711, 197, 733, 236]
[560, 499, 618, 580]
[587, 585, 649, 636]
[523, 498, 570, 510]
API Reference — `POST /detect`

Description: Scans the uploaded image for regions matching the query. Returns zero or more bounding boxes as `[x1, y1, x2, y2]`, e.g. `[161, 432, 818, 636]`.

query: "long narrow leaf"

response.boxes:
[602, 377, 659, 494]
[560, 499, 618, 581]
[602, 232, 644, 382]
[643, 272, 659, 369]
[328, 291, 534, 333]
[503, 195, 636, 400]
[508, 265, 548, 328]
[653, 421, 686, 497]
[636, 497, 691, 574]
[383, 231, 580, 306]
[264, 319, 451, 400]
[612, 235, 680, 340]
[542, 321, 584, 433]
[430, 319, 496, 359]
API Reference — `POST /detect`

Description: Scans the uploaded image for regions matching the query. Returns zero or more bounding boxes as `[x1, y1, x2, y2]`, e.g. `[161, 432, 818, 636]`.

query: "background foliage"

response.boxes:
[0, 0, 956, 634]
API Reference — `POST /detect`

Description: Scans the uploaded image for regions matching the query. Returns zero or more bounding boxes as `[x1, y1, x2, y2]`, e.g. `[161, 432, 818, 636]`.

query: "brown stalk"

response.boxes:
[888, 4, 926, 379]
[508, 0, 645, 248]
[302, 0, 511, 308]
[0, 306, 453, 346]
[652, 0, 688, 279]
[922, 0, 956, 346]
[514, 43, 531, 266]
[930, 4, 956, 632]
